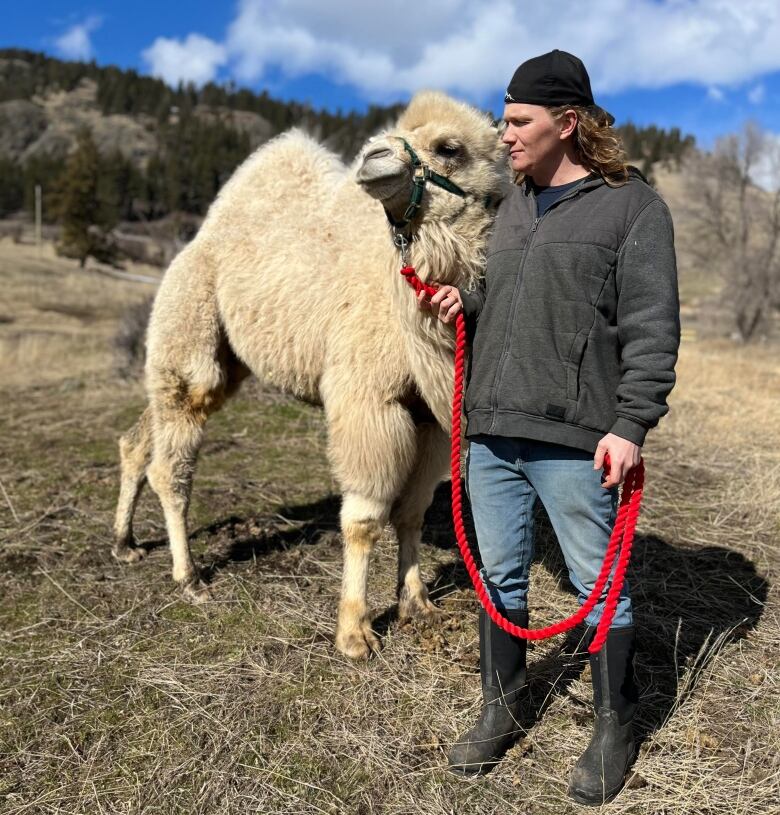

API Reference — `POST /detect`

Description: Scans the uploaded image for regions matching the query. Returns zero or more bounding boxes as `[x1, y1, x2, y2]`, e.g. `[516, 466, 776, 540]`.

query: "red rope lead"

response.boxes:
[400, 265, 645, 654]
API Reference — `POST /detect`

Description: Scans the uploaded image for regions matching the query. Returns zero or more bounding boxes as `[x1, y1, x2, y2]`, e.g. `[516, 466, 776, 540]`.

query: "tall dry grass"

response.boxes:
[0, 239, 159, 387]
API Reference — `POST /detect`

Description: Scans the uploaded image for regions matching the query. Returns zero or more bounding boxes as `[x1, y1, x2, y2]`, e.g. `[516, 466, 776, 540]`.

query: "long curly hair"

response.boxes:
[507, 105, 629, 187]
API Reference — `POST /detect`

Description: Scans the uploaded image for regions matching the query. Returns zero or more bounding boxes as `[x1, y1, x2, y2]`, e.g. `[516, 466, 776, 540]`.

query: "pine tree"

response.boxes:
[56, 127, 116, 266]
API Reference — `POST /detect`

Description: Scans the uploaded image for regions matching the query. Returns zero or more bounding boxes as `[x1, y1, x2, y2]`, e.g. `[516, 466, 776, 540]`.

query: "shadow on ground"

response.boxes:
[424, 480, 768, 747]
[172, 475, 769, 750]
[195, 493, 343, 578]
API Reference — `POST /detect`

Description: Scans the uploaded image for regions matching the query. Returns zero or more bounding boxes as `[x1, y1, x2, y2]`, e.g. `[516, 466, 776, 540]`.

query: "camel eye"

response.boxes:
[435, 142, 461, 159]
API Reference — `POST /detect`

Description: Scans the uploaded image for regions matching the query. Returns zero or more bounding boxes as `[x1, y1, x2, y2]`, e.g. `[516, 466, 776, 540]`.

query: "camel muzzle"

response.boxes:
[356, 140, 408, 187]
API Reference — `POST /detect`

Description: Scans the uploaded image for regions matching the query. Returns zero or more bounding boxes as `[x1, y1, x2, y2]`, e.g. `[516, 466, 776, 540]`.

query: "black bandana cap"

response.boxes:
[505, 49, 615, 126]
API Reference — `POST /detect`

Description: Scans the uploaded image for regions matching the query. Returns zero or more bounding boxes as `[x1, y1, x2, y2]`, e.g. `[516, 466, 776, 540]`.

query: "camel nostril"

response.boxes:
[364, 146, 393, 162]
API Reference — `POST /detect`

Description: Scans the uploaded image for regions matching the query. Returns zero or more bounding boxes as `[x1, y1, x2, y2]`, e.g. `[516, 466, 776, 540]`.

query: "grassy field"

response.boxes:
[0, 239, 778, 814]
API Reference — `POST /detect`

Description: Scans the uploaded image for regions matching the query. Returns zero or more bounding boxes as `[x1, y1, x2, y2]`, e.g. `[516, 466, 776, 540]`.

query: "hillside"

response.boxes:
[0, 49, 693, 223]
[9, 50, 770, 339]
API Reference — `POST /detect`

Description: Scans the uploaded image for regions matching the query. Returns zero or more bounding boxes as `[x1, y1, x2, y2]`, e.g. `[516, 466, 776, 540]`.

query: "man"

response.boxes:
[419, 50, 680, 804]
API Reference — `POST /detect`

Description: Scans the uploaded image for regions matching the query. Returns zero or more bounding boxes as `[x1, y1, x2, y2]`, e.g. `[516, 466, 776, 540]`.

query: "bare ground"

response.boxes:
[0, 239, 778, 814]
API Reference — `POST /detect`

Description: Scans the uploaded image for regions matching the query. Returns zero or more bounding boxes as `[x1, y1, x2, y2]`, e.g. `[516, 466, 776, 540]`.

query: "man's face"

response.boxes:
[501, 103, 566, 177]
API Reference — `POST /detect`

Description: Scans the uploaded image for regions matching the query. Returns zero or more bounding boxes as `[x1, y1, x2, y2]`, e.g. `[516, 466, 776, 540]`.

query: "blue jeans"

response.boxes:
[465, 434, 632, 628]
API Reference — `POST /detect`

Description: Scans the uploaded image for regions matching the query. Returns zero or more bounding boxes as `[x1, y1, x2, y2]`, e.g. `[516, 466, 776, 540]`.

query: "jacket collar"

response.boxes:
[519, 164, 646, 196]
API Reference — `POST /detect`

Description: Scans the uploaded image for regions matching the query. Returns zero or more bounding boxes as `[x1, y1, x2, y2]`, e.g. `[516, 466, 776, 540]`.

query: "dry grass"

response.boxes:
[0, 239, 160, 387]
[0, 241, 778, 814]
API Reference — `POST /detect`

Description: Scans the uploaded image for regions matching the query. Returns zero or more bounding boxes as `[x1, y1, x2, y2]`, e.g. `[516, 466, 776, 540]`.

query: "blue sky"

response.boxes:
[4, 0, 780, 148]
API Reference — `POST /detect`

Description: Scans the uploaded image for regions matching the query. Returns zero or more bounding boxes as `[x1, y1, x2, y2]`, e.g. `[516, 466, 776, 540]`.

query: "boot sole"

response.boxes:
[567, 748, 636, 806]
[447, 761, 496, 778]
[567, 784, 621, 806]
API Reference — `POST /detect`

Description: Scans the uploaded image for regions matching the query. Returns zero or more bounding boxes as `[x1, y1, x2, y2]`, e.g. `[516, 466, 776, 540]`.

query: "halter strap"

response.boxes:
[385, 138, 469, 232]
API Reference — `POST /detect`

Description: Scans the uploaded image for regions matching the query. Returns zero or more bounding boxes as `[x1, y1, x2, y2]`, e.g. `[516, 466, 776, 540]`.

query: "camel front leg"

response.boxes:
[391, 422, 450, 620]
[335, 493, 389, 659]
[395, 526, 438, 620]
[324, 380, 418, 659]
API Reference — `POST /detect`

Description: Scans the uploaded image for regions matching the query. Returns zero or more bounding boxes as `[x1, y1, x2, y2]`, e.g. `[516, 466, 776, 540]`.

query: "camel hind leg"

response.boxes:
[112, 407, 154, 563]
[114, 335, 250, 601]
[145, 382, 212, 602]
[148, 349, 249, 601]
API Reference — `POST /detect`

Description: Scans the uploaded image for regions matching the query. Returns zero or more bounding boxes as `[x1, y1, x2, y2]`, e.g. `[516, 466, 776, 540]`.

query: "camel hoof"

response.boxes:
[336, 624, 381, 660]
[112, 542, 147, 564]
[181, 578, 211, 604]
[398, 589, 440, 622]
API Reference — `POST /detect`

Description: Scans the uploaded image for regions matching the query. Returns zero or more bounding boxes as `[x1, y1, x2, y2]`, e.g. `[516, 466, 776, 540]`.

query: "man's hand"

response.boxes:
[417, 285, 463, 324]
[594, 433, 641, 489]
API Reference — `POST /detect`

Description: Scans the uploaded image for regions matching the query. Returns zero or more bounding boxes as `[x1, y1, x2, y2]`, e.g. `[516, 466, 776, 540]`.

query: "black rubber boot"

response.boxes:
[568, 625, 639, 805]
[448, 608, 528, 776]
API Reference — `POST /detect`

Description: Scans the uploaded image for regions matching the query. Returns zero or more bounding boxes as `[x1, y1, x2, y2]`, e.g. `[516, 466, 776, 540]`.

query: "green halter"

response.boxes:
[386, 138, 469, 232]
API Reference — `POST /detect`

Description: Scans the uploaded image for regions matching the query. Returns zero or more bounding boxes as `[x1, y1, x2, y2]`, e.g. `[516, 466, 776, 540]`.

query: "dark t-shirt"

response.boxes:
[532, 176, 587, 217]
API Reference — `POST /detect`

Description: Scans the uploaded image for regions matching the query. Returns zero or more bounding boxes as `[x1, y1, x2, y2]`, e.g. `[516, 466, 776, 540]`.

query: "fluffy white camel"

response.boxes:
[112, 91, 505, 659]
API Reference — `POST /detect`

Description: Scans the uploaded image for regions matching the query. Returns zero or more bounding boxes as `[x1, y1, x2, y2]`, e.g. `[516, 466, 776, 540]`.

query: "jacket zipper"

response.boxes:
[487, 182, 589, 433]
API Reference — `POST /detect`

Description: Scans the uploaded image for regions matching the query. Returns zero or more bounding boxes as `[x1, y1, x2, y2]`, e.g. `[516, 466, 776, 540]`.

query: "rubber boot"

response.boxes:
[448, 608, 528, 776]
[568, 625, 639, 805]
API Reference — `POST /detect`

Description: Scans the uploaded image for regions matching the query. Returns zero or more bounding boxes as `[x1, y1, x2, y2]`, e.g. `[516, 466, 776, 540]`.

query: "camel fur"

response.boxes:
[112, 91, 506, 659]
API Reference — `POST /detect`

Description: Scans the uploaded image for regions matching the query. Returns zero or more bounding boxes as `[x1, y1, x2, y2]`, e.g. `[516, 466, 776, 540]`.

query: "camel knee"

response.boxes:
[339, 496, 387, 594]
[116, 411, 153, 495]
[340, 492, 390, 531]
[119, 431, 150, 477]
[146, 458, 190, 509]
[146, 398, 207, 496]
[340, 515, 385, 595]
[342, 517, 385, 550]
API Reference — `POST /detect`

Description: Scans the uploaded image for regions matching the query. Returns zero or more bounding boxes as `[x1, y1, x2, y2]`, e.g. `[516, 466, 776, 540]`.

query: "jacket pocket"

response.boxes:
[566, 330, 589, 401]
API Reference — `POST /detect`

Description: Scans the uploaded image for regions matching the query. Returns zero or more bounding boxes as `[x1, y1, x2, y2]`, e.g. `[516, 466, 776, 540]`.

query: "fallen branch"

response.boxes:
[85, 265, 161, 285]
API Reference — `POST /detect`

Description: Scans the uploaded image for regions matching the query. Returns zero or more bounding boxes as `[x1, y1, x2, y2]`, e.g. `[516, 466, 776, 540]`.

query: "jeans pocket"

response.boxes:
[464, 444, 471, 498]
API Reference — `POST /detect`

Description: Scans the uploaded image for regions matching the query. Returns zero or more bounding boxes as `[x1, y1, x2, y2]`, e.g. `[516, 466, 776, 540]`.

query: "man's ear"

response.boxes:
[559, 109, 578, 140]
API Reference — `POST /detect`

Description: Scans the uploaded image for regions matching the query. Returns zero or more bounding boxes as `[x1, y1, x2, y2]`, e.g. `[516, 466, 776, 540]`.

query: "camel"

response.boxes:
[112, 91, 506, 659]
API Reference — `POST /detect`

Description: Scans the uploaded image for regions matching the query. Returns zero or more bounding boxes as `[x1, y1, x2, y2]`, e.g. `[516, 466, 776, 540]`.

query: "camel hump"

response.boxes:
[209, 128, 347, 221]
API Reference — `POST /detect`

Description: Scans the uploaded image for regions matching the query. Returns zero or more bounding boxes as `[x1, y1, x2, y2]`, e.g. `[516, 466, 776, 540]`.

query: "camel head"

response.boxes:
[355, 91, 507, 284]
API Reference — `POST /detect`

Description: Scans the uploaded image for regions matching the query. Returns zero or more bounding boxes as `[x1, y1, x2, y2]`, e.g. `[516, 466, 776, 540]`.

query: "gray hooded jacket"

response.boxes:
[458, 169, 680, 453]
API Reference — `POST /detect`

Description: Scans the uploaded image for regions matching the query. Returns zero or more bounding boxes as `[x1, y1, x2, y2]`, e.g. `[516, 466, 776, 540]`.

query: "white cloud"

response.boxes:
[142, 34, 227, 87]
[707, 86, 725, 102]
[141, 0, 780, 102]
[748, 83, 766, 104]
[54, 16, 102, 61]
[221, 0, 780, 101]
